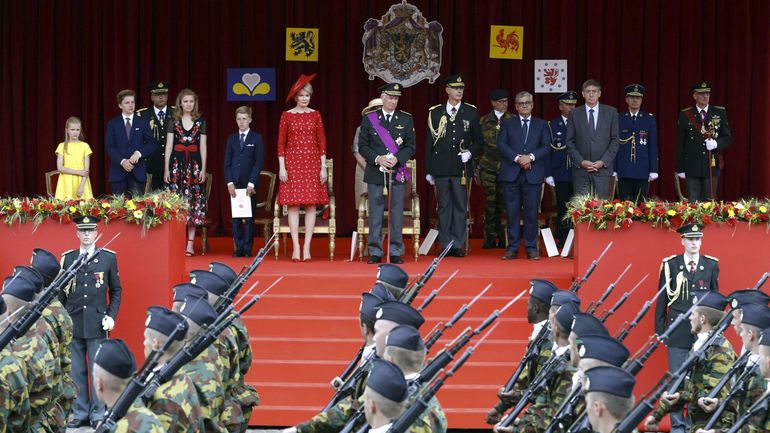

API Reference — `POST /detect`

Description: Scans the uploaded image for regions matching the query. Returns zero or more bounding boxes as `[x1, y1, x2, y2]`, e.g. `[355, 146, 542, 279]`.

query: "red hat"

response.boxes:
[286, 73, 317, 103]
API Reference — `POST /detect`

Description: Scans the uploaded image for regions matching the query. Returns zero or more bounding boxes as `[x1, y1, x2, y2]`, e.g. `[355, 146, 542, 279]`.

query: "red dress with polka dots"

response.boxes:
[276, 110, 330, 205]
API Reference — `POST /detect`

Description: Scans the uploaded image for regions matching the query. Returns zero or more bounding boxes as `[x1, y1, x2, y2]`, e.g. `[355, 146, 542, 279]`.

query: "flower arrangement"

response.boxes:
[0, 191, 189, 231]
[568, 195, 770, 230]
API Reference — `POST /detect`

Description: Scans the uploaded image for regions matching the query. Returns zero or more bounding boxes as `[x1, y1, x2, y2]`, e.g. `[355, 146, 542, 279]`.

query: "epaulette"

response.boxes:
[681, 107, 691, 112]
[61, 249, 76, 257]
[429, 104, 442, 111]
[713, 105, 726, 110]
[649, 112, 654, 117]
[136, 107, 148, 113]
[464, 103, 477, 109]
[704, 254, 719, 262]
[101, 248, 116, 255]
[661, 254, 677, 262]
[399, 110, 412, 116]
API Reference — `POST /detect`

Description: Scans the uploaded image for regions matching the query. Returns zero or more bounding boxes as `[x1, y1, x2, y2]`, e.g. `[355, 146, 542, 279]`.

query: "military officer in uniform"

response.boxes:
[582, 366, 637, 433]
[358, 82, 416, 264]
[425, 74, 484, 257]
[615, 84, 659, 203]
[546, 91, 577, 248]
[60, 215, 122, 428]
[479, 89, 513, 249]
[136, 81, 174, 191]
[676, 81, 732, 202]
[654, 223, 718, 433]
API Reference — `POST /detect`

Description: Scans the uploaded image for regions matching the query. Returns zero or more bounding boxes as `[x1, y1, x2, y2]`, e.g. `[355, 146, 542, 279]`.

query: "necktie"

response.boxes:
[632, 114, 637, 122]
[451, 107, 457, 116]
[158, 110, 165, 122]
[125, 117, 131, 139]
[239, 133, 245, 150]
[589, 109, 596, 131]
[688, 260, 696, 273]
[700, 110, 707, 123]
[385, 114, 391, 123]
[522, 118, 529, 142]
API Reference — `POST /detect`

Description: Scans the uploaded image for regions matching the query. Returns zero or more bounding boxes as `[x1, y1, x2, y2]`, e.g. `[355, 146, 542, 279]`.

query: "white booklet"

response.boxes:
[230, 189, 253, 218]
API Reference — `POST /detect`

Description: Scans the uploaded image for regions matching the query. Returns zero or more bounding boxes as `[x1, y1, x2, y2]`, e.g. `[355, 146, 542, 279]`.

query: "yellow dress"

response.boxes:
[54, 141, 93, 199]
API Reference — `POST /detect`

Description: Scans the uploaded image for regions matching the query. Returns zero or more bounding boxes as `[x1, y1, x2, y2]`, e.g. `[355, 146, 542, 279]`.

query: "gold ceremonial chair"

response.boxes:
[357, 159, 420, 261]
[200, 173, 214, 255]
[253, 170, 277, 241]
[45, 170, 60, 196]
[674, 172, 688, 201]
[273, 159, 336, 260]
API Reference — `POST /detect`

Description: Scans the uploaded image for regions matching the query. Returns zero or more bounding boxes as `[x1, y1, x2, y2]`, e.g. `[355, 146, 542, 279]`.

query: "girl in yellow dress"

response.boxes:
[55, 116, 93, 199]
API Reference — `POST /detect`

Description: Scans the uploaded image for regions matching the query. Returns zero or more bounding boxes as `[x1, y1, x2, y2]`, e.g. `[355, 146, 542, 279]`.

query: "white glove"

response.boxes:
[425, 174, 435, 186]
[648, 172, 659, 182]
[102, 315, 115, 331]
[677, 172, 686, 179]
[612, 172, 618, 178]
[545, 176, 555, 187]
[705, 138, 717, 151]
[460, 150, 472, 163]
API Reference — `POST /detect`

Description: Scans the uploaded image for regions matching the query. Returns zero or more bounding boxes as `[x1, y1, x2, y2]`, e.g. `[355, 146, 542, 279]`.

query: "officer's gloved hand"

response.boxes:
[648, 172, 659, 182]
[612, 171, 618, 178]
[705, 138, 717, 151]
[460, 150, 472, 163]
[677, 172, 686, 179]
[102, 315, 115, 331]
[545, 176, 555, 187]
[425, 174, 435, 186]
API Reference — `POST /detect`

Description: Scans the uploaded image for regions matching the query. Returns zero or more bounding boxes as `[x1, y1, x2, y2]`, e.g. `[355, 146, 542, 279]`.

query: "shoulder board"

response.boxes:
[464, 103, 477, 109]
[649, 113, 654, 117]
[136, 107, 149, 113]
[662, 254, 677, 262]
[429, 104, 442, 111]
[101, 248, 116, 254]
[681, 107, 691, 112]
[713, 105, 726, 110]
[61, 249, 76, 257]
[399, 110, 412, 116]
[704, 254, 719, 262]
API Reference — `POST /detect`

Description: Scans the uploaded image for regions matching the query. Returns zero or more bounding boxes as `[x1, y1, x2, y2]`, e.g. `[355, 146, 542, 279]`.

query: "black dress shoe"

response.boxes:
[451, 248, 466, 257]
[501, 250, 517, 260]
[368, 255, 382, 264]
[482, 240, 497, 249]
[390, 256, 404, 264]
[527, 250, 540, 260]
[232, 252, 241, 257]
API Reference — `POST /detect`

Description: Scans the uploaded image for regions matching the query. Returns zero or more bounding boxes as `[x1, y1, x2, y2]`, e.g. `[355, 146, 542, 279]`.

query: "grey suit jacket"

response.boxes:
[565, 104, 620, 175]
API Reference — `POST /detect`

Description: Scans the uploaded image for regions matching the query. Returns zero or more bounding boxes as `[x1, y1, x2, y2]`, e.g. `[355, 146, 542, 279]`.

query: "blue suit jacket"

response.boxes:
[497, 116, 551, 184]
[104, 114, 157, 182]
[224, 130, 264, 188]
[614, 111, 659, 179]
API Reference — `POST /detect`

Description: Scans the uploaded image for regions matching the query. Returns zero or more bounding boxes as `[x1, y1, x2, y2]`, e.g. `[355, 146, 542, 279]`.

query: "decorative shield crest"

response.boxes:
[361, 1, 443, 87]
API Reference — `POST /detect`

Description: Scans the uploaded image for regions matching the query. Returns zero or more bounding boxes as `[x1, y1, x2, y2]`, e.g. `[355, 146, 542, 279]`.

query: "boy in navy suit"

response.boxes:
[104, 89, 158, 196]
[224, 106, 265, 257]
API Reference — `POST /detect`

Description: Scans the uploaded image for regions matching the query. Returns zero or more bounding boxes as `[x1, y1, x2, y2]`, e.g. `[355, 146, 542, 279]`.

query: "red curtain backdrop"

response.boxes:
[2, 0, 769, 236]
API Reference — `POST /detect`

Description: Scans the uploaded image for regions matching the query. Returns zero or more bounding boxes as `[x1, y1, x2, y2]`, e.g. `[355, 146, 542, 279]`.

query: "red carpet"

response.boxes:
[186, 236, 575, 429]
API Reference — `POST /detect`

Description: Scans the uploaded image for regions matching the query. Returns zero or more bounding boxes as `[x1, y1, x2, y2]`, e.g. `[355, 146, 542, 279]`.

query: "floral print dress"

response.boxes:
[166, 118, 207, 226]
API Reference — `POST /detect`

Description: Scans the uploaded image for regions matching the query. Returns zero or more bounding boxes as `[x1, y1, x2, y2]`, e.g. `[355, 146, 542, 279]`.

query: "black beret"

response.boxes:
[367, 359, 408, 402]
[385, 325, 424, 351]
[370, 283, 396, 302]
[73, 215, 100, 230]
[0, 297, 6, 315]
[489, 89, 508, 101]
[12, 266, 44, 292]
[578, 335, 629, 367]
[360, 292, 387, 322]
[444, 74, 465, 88]
[677, 223, 704, 238]
[552, 290, 581, 308]
[150, 81, 170, 93]
[571, 313, 609, 338]
[760, 327, 770, 347]
[31, 248, 60, 285]
[379, 82, 402, 97]
[146, 306, 188, 341]
[583, 365, 636, 398]
[181, 297, 218, 327]
[190, 270, 229, 296]
[377, 264, 409, 290]
[557, 91, 578, 104]
[376, 301, 425, 329]
[172, 283, 208, 302]
[692, 290, 728, 311]
[2, 275, 37, 302]
[692, 81, 711, 93]
[740, 304, 770, 329]
[624, 84, 645, 97]
[94, 339, 136, 379]
[209, 262, 238, 286]
[530, 279, 559, 304]
[728, 289, 770, 309]
[555, 302, 580, 332]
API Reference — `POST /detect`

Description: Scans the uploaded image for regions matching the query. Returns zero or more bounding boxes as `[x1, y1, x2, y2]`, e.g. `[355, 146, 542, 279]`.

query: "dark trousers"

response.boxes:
[502, 173, 541, 253]
[479, 167, 505, 243]
[232, 217, 255, 255]
[687, 176, 719, 202]
[434, 176, 467, 250]
[111, 173, 144, 196]
[554, 181, 574, 247]
[572, 169, 611, 199]
[367, 182, 405, 257]
[70, 337, 106, 422]
[617, 178, 649, 203]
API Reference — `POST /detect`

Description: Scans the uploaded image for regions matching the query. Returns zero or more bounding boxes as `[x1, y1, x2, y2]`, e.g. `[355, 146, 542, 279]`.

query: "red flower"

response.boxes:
[60, 213, 71, 224]
[727, 218, 736, 227]
[20, 202, 30, 212]
[592, 210, 603, 220]
[701, 214, 712, 224]
[117, 208, 127, 217]
[761, 214, 769, 222]
[89, 207, 101, 216]
[620, 218, 632, 229]
[671, 215, 684, 228]
[154, 206, 164, 216]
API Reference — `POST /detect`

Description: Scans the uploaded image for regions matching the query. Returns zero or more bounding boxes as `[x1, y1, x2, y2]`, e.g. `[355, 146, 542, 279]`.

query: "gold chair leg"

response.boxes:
[202, 227, 208, 255]
[358, 234, 365, 261]
[329, 234, 335, 261]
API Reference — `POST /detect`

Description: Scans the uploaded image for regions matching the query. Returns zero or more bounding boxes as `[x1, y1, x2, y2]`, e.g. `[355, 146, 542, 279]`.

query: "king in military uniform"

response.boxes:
[136, 81, 174, 191]
[546, 91, 577, 248]
[615, 84, 659, 203]
[425, 74, 484, 257]
[676, 81, 732, 202]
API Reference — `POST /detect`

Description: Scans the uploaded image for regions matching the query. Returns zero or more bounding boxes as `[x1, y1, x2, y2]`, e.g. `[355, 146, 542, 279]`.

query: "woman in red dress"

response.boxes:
[276, 74, 329, 261]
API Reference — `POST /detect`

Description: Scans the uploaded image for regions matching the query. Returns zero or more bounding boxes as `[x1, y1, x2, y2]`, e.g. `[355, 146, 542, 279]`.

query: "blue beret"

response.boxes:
[489, 89, 508, 101]
[0, 297, 6, 315]
[555, 302, 580, 332]
[728, 289, 770, 309]
[370, 283, 396, 302]
[73, 215, 100, 230]
[31, 248, 60, 285]
[94, 338, 136, 379]
[386, 325, 424, 351]
[578, 335, 629, 367]
[3, 275, 37, 302]
[530, 279, 559, 304]
[444, 74, 465, 88]
[376, 301, 425, 329]
[692, 290, 728, 311]
[761, 327, 770, 347]
[624, 84, 645, 97]
[583, 365, 636, 398]
[181, 297, 218, 327]
[190, 270, 228, 296]
[557, 91, 578, 104]
[146, 306, 188, 341]
[12, 266, 44, 292]
[172, 283, 208, 302]
[571, 313, 609, 338]
[209, 262, 238, 286]
[552, 290, 581, 308]
[740, 304, 770, 329]
[377, 264, 409, 289]
[367, 359, 408, 402]
[360, 292, 387, 321]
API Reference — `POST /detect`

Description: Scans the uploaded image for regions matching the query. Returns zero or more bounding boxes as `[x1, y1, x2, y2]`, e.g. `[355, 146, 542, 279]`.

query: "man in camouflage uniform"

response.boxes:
[583, 366, 637, 433]
[487, 279, 558, 424]
[362, 359, 410, 432]
[0, 297, 32, 433]
[92, 338, 165, 433]
[646, 291, 736, 432]
[143, 305, 204, 433]
[478, 89, 513, 249]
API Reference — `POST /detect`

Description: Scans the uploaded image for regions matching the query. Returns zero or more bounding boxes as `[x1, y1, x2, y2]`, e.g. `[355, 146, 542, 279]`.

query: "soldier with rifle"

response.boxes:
[376, 264, 410, 298]
[583, 366, 637, 433]
[726, 289, 770, 353]
[0, 296, 32, 433]
[363, 360, 410, 433]
[91, 338, 165, 433]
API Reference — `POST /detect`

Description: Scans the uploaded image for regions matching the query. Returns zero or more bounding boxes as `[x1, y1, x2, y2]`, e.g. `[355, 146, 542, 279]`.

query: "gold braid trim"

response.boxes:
[429, 113, 448, 146]
[619, 134, 636, 163]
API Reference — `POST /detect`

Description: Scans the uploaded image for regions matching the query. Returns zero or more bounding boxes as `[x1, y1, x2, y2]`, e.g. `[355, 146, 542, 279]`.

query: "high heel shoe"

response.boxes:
[185, 240, 194, 257]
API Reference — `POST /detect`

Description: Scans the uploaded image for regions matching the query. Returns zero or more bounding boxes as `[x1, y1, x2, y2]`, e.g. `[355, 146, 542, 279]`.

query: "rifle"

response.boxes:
[399, 241, 453, 305]
[586, 263, 631, 315]
[544, 380, 584, 433]
[701, 355, 756, 430]
[213, 233, 276, 314]
[614, 284, 666, 343]
[751, 272, 770, 290]
[416, 270, 458, 312]
[597, 273, 649, 323]
[723, 389, 770, 433]
[567, 241, 612, 293]
[424, 283, 491, 350]
[498, 322, 552, 399]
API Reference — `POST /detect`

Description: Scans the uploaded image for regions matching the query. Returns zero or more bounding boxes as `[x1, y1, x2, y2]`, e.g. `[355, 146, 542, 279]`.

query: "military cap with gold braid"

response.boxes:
[444, 74, 465, 88]
[676, 223, 704, 238]
[379, 82, 402, 97]
[692, 81, 711, 93]
[74, 215, 100, 230]
[557, 91, 578, 104]
[150, 81, 170, 94]
[624, 84, 645, 97]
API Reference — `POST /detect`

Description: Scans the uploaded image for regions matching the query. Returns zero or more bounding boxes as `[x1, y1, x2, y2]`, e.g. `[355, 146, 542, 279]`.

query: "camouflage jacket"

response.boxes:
[229, 319, 260, 408]
[182, 346, 227, 433]
[720, 368, 768, 433]
[0, 348, 31, 433]
[112, 400, 166, 433]
[513, 361, 577, 433]
[494, 331, 553, 413]
[296, 394, 359, 433]
[409, 395, 447, 433]
[42, 300, 76, 427]
[13, 332, 56, 430]
[146, 369, 204, 433]
[215, 326, 245, 432]
[478, 110, 514, 172]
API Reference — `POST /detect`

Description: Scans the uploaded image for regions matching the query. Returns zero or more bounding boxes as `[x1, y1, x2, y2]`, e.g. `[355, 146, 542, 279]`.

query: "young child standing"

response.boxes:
[55, 116, 93, 199]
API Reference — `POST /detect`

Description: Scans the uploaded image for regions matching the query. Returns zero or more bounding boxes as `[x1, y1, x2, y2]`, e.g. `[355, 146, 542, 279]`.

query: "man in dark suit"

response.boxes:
[60, 216, 122, 428]
[546, 91, 578, 248]
[497, 91, 551, 260]
[425, 74, 484, 257]
[654, 223, 718, 433]
[224, 106, 265, 257]
[105, 89, 158, 196]
[136, 81, 174, 191]
[676, 81, 732, 202]
[615, 84, 659, 202]
[566, 79, 620, 199]
[358, 83, 416, 264]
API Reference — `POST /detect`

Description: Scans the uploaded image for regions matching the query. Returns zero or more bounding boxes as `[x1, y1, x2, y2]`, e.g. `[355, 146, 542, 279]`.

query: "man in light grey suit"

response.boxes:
[566, 79, 620, 199]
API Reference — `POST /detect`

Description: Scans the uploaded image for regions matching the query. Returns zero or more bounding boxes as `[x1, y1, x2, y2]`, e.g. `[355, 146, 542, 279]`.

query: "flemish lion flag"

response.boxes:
[286, 27, 319, 62]
[489, 25, 523, 60]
